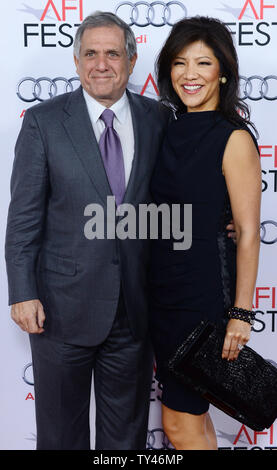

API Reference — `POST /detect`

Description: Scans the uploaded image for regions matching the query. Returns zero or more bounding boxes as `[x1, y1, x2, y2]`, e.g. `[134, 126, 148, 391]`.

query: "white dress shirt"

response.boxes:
[82, 88, 135, 188]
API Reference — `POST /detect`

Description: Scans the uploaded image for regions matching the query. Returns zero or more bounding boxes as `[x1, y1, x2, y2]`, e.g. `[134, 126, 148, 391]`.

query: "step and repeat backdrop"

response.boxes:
[1, 0, 277, 451]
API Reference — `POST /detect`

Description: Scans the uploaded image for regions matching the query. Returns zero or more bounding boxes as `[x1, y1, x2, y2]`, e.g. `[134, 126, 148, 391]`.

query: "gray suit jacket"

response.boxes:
[5, 86, 170, 346]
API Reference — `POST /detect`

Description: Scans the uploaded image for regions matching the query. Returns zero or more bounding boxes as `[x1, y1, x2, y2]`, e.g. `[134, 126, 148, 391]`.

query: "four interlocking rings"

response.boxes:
[115, 1, 187, 27]
[147, 428, 173, 450]
[16, 76, 80, 103]
[240, 75, 277, 101]
[17, 75, 277, 102]
[22, 363, 34, 386]
[260, 221, 277, 245]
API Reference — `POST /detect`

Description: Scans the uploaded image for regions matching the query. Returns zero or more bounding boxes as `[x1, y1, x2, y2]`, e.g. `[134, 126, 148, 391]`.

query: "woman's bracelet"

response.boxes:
[227, 306, 256, 326]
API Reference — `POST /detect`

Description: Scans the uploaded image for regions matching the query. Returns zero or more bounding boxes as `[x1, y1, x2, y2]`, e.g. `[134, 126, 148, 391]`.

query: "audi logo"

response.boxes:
[240, 76, 277, 101]
[260, 220, 277, 245]
[147, 428, 173, 449]
[16, 76, 80, 103]
[17, 75, 277, 103]
[22, 362, 34, 386]
[115, 1, 187, 27]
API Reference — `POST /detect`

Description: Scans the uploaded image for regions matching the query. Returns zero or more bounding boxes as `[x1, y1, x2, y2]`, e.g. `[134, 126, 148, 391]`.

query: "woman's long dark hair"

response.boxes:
[156, 16, 257, 135]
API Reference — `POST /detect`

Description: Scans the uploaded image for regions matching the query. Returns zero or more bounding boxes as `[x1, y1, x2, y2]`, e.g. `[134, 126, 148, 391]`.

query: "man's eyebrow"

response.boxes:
[83, 48, 121, 54]
[106, 48, 122, 54]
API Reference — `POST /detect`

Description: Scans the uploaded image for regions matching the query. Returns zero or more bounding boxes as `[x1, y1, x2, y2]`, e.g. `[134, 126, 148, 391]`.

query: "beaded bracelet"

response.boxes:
[228, 307, 256, 326]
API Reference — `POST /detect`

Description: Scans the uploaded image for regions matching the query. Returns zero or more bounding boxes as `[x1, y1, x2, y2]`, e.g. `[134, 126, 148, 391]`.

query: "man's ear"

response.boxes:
[74, 55, 79, 75]
[129, 53, 138, 75]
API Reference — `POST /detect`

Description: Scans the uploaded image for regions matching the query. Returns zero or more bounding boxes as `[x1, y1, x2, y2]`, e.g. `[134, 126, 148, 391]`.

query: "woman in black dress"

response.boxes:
[149, 17, 261, 450]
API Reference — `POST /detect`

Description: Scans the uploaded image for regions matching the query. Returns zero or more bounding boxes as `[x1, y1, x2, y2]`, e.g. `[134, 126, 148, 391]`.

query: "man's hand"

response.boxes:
[226, 219, 237, 243]
[11, 299, 45, 334]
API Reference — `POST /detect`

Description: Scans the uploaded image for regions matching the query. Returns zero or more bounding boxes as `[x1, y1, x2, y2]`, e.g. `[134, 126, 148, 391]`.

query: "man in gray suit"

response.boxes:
[5, 12, 170, 450]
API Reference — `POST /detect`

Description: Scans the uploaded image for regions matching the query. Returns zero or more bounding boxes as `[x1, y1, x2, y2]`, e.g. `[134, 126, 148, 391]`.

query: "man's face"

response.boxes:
[74, 25, 137, 107]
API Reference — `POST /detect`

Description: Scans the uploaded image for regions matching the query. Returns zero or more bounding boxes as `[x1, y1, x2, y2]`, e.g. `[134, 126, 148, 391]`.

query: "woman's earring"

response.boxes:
[220, 76, 227, 84]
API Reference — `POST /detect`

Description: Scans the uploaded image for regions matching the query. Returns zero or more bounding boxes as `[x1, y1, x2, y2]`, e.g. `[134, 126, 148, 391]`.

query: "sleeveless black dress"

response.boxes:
[149, 110, 257, 414]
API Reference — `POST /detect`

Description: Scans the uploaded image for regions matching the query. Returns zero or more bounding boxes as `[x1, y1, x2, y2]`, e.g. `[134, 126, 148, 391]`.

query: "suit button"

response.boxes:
[112, 258, 119, 265]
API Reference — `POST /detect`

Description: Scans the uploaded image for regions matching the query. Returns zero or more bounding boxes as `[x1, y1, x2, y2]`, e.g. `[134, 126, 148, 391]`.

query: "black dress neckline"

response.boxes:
[176, 110, 221, 121]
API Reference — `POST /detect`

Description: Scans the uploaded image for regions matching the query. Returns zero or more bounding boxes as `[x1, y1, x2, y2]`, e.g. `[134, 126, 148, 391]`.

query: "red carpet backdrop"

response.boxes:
[1, 0, 277, 450]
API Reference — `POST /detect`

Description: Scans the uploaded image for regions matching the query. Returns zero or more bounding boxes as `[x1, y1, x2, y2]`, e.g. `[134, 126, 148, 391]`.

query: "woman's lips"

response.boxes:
[182, 84, 203, 94]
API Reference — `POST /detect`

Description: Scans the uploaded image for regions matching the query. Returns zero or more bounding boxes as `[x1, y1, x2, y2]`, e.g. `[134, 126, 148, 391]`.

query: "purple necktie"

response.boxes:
[99, 109, 125, 206]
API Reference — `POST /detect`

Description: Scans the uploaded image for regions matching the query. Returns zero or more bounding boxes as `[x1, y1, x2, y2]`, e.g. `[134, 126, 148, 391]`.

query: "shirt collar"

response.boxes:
[82, 88, 129, 125]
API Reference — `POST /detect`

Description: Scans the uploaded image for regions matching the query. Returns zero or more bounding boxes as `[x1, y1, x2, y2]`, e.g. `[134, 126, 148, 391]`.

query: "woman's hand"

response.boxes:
[221, 319, 251, 361]
[226, 219, 237, 243]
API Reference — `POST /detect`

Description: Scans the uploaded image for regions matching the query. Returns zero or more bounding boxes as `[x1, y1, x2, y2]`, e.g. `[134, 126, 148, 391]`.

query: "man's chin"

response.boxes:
[86, 86, 113, 100]
[84, 86, 124, 106]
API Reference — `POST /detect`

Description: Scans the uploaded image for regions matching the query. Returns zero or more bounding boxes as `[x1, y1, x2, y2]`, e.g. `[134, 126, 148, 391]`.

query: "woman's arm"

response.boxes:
[221, 129, 261, 361]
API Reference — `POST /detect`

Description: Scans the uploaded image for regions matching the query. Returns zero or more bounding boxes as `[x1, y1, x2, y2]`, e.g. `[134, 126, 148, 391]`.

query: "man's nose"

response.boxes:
[95, 55, 109, 71]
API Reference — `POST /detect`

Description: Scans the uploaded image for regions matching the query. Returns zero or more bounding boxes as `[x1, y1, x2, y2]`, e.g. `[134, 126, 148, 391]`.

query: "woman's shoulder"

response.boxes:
[220, 115, 259, 153]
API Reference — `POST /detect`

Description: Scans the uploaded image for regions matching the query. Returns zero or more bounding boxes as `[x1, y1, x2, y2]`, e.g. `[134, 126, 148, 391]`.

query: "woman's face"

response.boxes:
[171, 40, 221, 112]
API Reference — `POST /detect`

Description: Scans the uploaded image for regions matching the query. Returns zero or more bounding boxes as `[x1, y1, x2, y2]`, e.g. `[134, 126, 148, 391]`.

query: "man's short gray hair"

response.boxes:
[74, 11, 137, 60]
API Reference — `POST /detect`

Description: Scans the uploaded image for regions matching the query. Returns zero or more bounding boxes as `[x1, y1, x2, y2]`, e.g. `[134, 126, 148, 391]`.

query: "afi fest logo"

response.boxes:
[220, 423, 276, 450]
[259, 144, 277, 192]
[238, 0, 275, 18]
[253, 286, 277, 333]
[220, 0, 277, 46]
[23, 0, 83, 48]
[40, 0, 84, 21]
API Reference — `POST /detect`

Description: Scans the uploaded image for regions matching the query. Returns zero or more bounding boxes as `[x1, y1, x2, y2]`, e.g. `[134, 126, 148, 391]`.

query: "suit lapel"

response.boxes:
[63, 86, 112, 204]
[62, 86, 151, 206]
[123, 89, 151, 205]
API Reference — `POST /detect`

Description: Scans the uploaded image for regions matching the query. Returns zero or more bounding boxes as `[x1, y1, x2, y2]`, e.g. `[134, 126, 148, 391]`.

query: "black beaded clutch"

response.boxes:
[167, 321, 277, 431]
